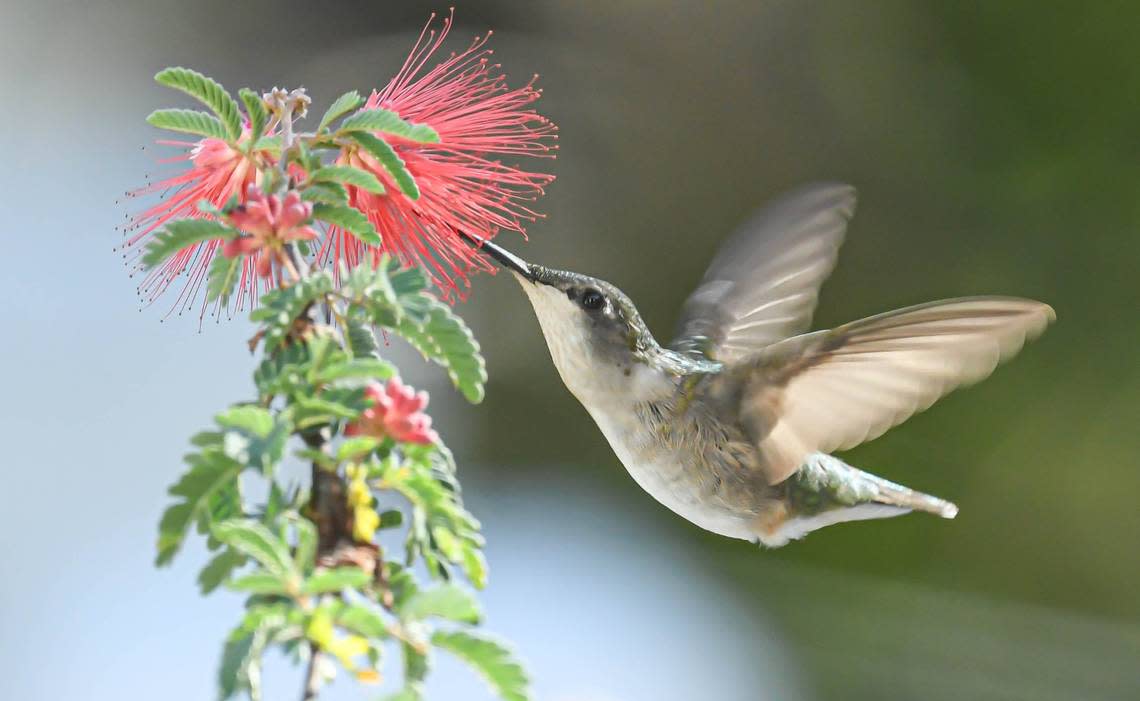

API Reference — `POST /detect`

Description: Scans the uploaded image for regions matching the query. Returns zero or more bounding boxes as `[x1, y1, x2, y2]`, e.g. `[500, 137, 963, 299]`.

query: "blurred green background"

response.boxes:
[2, 1, 1137, 699]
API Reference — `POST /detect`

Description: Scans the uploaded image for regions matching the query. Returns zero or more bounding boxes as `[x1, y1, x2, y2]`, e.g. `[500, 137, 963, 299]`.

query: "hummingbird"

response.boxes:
[462, 184, 1055, 546]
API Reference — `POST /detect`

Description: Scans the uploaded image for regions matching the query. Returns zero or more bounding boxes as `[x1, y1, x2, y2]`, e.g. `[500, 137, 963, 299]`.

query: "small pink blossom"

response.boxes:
[125, 132, 276, 317]
[345, 378, 439, 445]
[222, 185, 319, 278]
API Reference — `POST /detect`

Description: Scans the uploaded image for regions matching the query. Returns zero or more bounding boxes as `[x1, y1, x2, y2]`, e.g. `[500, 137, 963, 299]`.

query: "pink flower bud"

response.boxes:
[345, 378, 439, 445]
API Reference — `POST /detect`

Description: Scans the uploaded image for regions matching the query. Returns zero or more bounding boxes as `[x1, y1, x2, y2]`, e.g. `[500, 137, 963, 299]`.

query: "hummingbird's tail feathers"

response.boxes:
[869, 476, 959, 519]
[792, 453, 958, 517]
[765, 453, 957, 545]
[758, 502, 909, 547]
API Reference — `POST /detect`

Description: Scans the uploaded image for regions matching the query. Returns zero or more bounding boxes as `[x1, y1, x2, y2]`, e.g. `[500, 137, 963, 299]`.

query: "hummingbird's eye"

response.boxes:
[580, 289, 606, 311]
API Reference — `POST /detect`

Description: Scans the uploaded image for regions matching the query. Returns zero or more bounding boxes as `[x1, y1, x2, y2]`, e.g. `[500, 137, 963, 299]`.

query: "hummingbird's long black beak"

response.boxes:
[458, 231, 534, 280]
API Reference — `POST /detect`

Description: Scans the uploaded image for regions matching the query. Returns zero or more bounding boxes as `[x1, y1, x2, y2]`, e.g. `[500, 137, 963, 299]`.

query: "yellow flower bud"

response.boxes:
[353, 504, 380, 543]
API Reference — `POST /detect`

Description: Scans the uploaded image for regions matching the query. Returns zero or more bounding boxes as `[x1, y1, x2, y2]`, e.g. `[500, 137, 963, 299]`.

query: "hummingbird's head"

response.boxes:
[461, 233, 665, 402]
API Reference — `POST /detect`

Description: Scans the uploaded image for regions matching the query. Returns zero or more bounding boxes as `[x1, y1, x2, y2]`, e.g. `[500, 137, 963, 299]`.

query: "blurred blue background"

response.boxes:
[1, 1, 1137, 699]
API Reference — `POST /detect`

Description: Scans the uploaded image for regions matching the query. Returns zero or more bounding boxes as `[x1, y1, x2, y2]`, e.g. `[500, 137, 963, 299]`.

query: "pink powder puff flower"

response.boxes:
[317, 10, 557, 298]
[345, 378, 439, 445]
[222, 185, 319, 278]
[124, 131, 276, 318]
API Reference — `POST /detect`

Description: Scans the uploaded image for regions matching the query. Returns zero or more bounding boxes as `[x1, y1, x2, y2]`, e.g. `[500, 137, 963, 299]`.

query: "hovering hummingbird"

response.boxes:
[462, 184, 1054, 546]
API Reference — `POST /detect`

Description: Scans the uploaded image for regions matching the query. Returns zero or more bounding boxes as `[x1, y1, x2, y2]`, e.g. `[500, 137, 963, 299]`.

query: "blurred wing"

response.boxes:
[728, 297, 1055, 484]
[670, 183, 857, 363]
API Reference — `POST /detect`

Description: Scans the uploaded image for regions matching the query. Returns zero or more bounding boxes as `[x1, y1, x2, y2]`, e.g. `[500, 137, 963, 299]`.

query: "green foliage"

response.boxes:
[337, 436, 382, 461]
[398, 297, 487, 403]
[310, 165, 386, 194]
[339, 107, 440, 143]
[400, 584, 481, 623]
[301, 567, 371, 594]
[206, 252, 243, 306]
[340, 258, 487, 403]
[199, 548, 247, 594]
[212, 519, 298, 581]
[219, 603, 296, 701]
[318, 90, 364, 132]
[238, 88, 268, 143]
[215, 406, 291, 476]
[335, 603, 390, 639]
[156, 437, 243, 566]
[432, 631, 529, 701]
[348, 131, 421, 199]
[147, 68, 518, 696]
[228, 571, 291, 595]
[311, 203, 382, 246]
[142, 219, 237, 270]
[251, 135, 282, 154]
[146, 108, 230, 139]
[345, 315, 380, 358]
[249, 272, 335, 350]
[300, 181, 349, 205]
[384, 444, 488, 588]
[154, 67, 243, 141]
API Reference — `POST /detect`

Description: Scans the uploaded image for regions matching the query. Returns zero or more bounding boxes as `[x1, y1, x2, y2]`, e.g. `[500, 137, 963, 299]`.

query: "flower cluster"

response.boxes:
[127, 10, 556, 319]
[346, 378, 438, 445]
[317, 11, 557, 297]
[126, 135, 271, 314]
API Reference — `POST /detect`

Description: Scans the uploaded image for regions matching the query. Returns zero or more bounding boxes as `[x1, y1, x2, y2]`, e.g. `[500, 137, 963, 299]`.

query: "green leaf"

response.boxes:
[215, 406, 290, 475]
[348, 131, 420, 199]
[380, 687, 422, 701]
[318, 90, 364, 132]
[385, 446, 485, 585]
[219, 604, 289, 700]
[311, 203, 381, 246]
[339, 108, 439, 143]
[336, 436, 381, 461]
[198, 548, 246, 594]
[431, 631, 529, 701]
[206, 249, 243, 306]
[212, 519, 296, 579]
[461, 544, 489, 590]
[294, 517, 318, 574]
[146, 108, 229, 139]
[301, 566, 370, 594]
[388, 263, 431, 297]
[379, 509, 404, 529]
[228, 572, 290, 595]
[155, 67, 243, 140]
[249, 272, 335, 350]
[345, 316, 379, 359]
[293, 394, 360, 420]
[156, 451, 242, 565]
[310, 164, 385, 194]
[251, 135, 282, 154]
[400, 584, 481, 623]
[239, 88, 268, 141]
[300, 182, 349, 205]
[142, 219, 236, 270]
[397, 300, 487, 403]
[336, 603, 391, 640]
[219, 634, 255, 701]
[315, 358, 394, 384]
[216, 405, 274, 435]
[403, 641, 429, 683]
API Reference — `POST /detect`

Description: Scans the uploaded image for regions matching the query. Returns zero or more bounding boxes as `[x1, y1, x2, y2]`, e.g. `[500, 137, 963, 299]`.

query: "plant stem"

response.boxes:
[301, 644, 323, 701]
[273, 91, 312, 282]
